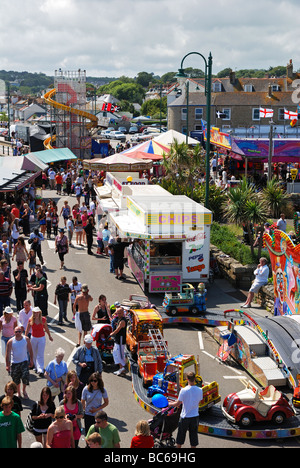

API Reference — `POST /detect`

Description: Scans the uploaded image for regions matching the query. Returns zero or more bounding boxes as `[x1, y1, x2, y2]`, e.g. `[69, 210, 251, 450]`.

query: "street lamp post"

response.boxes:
[177, 52, 212, 208]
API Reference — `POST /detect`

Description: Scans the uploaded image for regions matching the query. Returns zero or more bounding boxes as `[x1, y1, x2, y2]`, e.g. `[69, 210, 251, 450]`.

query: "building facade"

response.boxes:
[168, 60, 300, 137]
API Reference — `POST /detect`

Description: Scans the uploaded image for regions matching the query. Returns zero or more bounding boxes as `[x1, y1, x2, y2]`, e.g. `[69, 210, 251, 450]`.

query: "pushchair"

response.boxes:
[92, 324, 114, 366]
[148, 406, 181, 447]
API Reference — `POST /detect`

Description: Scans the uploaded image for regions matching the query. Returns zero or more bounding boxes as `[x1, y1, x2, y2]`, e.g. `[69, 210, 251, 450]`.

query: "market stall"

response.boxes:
[110, 194, 212, 293]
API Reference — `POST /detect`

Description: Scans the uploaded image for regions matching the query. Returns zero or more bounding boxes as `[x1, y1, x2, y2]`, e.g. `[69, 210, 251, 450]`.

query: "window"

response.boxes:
[222, 109, 231, 120]
[181, 108, 187, 120]
[272, 85, 280, 92]
[244, 84, 254, 92]
[278, 108, 285, 120]
[212, 82, 222, 92]
[195, 108, 203, 120]
[252, 108, 260, 121]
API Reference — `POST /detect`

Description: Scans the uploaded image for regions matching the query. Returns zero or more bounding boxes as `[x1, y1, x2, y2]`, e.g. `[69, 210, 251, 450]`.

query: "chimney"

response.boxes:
[287, 59, 294, 79]
[229, 70, 236, 85]
[268, 83, 273, 98]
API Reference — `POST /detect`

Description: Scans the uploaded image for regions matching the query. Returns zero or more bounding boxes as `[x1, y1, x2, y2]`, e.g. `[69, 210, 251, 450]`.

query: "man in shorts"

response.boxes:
[242, 257, 269, 308]
[169, 371, 203, 448]
[109, 307, 127, 375]
[73, 284, 93, 346]
[6, 327, 33, 399]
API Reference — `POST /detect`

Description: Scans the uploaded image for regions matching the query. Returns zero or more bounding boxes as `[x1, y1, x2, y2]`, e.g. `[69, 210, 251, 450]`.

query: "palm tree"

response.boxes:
[162, 140, 205, 198]
[262, 178, 290, 218]
[244, 195, 269, 257]
[223, 178, 269, 257]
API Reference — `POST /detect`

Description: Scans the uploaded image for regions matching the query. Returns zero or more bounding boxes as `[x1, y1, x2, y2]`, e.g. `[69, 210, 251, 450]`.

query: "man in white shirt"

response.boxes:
[277, 213, 287, 232]
[69, 277, 82, 320]
[242, 257, 269, 308]
[48, 168, 56, 190]
[17, 300, 33, 335]
[169, 371, 203, 448]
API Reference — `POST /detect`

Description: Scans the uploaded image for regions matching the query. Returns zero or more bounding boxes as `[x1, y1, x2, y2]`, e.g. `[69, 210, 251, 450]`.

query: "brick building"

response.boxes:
[167, 60, 300, 136]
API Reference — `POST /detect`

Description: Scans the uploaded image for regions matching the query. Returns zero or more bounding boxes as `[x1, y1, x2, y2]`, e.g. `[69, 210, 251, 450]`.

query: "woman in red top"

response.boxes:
[130, 420, 154, 448]
[46, 406, 74, 448]
[61, 386, 84, 448]
[25, 307, 53, 377]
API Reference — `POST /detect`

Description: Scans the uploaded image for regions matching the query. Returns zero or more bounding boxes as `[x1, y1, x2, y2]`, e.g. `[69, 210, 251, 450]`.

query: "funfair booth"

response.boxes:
[110, 194, 212, 293]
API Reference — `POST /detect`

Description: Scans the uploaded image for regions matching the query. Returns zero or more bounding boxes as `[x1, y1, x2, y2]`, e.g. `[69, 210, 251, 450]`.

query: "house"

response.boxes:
[168, 60, 300, 136]
[17, 103, 47, 122]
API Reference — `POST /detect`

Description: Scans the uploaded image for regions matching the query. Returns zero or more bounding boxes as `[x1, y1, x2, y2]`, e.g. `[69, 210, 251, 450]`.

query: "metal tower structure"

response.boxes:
[44, 69, 97, 159]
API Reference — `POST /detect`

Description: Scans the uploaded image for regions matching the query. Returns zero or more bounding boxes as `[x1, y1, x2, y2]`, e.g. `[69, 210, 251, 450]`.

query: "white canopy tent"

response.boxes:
[153, 129, 200, 146]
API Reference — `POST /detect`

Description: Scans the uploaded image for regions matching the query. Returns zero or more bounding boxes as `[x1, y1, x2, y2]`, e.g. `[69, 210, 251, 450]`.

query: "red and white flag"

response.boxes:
[259, 107, 274, 118]
[284, 108, 298, 120]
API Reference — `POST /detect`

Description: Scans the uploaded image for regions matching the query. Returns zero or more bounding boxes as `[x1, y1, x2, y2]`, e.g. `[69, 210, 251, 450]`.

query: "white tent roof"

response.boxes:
[153, 129, 199, 145]
[0, 155, 48, 172]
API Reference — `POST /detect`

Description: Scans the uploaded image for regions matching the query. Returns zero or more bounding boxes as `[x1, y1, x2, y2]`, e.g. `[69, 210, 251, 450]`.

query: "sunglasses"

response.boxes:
[91, 379, 98, 383]
[55, 415, 65, 420]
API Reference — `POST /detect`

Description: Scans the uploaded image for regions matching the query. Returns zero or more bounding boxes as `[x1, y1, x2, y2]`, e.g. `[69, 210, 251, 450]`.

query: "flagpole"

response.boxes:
[268, 119, 274, 182]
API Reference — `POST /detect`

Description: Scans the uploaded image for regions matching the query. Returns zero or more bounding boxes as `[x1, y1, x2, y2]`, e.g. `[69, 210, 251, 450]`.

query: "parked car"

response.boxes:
[129, 126, 138, 134]
[143, 127, 161, 134]
[130, 133, 142, 142]
[109, 130, 126, 142]
[118, 126, 128, 134]
[222, 381, 296, 427]
[138, 126, 149, 133]
[100, 130, 112, 138]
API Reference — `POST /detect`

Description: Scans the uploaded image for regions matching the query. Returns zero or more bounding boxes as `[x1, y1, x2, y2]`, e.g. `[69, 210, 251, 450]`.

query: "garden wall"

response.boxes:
[211, 244, 275, 314]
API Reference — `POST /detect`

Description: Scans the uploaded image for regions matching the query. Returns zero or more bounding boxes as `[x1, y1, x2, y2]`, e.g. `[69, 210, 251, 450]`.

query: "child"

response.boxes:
[28, 249, 36, 275]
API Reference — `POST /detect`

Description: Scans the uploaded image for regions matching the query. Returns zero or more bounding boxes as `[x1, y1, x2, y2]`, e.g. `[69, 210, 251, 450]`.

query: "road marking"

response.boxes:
[201, 350, 218, 361]
[223, 375, 246, 380]
[198, 332, 204, 350]
[48, 326, 77, 347]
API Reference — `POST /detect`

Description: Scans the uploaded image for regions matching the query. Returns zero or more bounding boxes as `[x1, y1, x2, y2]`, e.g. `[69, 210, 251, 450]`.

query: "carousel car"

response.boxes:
[222, 381, 296, 427]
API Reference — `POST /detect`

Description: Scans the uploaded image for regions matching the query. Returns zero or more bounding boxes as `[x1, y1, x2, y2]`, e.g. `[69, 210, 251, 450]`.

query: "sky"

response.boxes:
[1, 0, 299, 78]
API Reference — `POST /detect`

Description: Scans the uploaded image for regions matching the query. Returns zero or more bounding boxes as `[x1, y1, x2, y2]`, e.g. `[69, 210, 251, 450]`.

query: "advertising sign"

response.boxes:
[149, 274, 182, 292]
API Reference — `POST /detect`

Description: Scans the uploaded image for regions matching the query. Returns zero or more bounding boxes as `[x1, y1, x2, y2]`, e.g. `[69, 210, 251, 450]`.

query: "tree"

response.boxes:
[140, 97, 167, 118]
[217, 68, 233, 78]
[136, 72, 155, 88]
[223, 178, 269, 257]
[162, 140, 205, 198]
[97, 79, 145, 104]
[262, 178, 290, 218]
[160, 72, 177, 84]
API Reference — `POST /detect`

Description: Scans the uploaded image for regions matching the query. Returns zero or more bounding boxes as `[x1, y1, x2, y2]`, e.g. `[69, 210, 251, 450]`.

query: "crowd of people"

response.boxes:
[0, 161, 203, 449]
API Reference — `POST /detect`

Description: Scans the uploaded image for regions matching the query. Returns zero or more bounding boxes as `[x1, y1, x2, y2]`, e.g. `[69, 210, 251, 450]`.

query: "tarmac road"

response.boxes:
[1, 190, 300, 449]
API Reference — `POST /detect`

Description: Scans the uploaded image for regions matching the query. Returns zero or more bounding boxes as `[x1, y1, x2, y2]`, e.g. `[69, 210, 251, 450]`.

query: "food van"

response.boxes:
[110, 194, 212, 293]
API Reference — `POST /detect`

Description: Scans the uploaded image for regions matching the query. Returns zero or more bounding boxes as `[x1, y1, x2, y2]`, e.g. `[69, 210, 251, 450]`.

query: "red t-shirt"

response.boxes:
[130, 435, 154, 448]
[55, 174, 63, 184]
[11, 207, 20, 218]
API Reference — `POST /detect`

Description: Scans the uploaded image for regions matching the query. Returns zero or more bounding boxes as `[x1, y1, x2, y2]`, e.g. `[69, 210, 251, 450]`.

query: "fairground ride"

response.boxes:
[43, 69, 98, 159]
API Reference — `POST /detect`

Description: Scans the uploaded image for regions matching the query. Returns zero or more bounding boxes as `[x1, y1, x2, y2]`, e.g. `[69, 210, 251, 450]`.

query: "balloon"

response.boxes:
[127, 176, 133, 182]
[152, 393, 168, 408]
